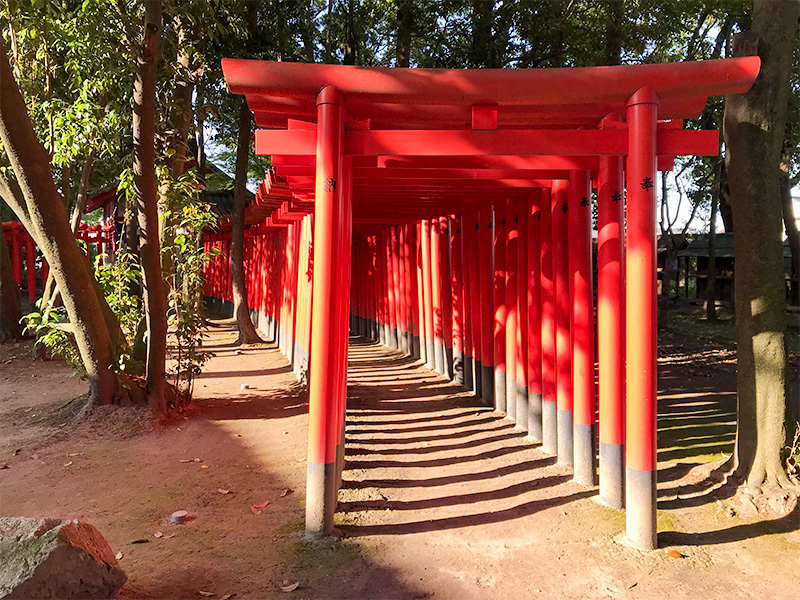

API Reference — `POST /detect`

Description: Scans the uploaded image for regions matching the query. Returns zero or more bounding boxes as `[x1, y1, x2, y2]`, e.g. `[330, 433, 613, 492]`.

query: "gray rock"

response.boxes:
[0, 517, 126, 599]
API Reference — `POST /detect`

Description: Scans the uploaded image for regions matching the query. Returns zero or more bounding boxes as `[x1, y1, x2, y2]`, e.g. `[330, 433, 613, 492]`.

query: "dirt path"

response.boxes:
[337, 338, 799, 600]
[1, 322, 798, 599]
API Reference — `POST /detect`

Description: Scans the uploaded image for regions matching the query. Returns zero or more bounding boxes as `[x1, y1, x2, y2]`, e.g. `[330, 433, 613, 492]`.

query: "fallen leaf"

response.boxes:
[201, 464, 210, 469]
[250, 500, 269, 515]
[153, 531, 163, 538]
[280, 488, 293, 498]
[115, 551, 123, 560]
[178, 459, 193, 463]
[63, 461, 73, 467]
[130, 539, 150, 544]
[220, 594, 235, 600]
[282, 431, 289, 435]
[0, 464, 9, 470]
[12, 449, 21, 456]
[217, 489, 231, 495]
[665, 549, 683, 559]
[280, 581, 299, 592]
[67, 452, 83, 457]
[198, 591, 214, 597]
[163, 534, 176, 539]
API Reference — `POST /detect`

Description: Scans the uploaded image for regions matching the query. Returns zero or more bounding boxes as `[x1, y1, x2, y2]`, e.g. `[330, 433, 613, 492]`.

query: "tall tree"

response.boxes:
[395, 0, 413, 67]
[0, 41, 124, 404]
[134, 0, 171, 412]
[230, 95, 263, 345]
[723, 0, 799, 490]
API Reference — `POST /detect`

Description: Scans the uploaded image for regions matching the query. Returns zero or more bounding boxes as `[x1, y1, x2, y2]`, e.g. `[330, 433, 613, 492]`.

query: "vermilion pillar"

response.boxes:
[527, 191, 543, 442]
[450, 215, 466, 386]
[493, 202, 507, 413]
[459, 214, 475, 392]
[430, 219, 445, 374]
[421, 219, 435, 369]
[334, 155, 353, 492]
[385, 229, 398, 349]
[598, 154, 625, 509]
[467, 211, 484, 400]
[25, 239, 35, 303]
[516, 198, 529, 431]
[414, 224, 426, 362]
[391, 227, 405, 353]
[399, 226, 412, 355]
[540, 188, 557, 454]
[11, 229, 22, 286]
[439, 217, 454, 379]
[306, 85, 349, 539]
[625, 87, 659, 550]
[406, 225, 421, 359]
[479, 206, 495, 406]
[569, 170, 596, 486]
[505, 199, 519, 421]
[552, 179, 572, 466]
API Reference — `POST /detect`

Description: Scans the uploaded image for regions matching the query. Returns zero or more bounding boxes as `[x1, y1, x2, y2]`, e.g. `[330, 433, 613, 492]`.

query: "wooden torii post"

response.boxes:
[221, 57, 759, 549]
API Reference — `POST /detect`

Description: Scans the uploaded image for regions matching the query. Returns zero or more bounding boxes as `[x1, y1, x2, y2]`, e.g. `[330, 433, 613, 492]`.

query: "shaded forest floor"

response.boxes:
[1, 316, 799, 599]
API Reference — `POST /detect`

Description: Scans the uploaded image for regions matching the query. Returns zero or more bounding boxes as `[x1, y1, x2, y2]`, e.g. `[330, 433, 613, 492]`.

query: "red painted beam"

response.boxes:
[224, 56, 759, 109]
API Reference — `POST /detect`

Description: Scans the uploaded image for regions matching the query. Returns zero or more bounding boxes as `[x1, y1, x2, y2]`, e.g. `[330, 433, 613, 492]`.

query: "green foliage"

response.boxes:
[162, 168, 220, 406]
[786, 422, 800, 484]
[21, 301, 85, 377]
[94, 250, 142, 341]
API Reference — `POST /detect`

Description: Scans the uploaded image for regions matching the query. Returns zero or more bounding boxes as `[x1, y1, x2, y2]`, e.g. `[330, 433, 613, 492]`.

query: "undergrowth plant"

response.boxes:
[21, 300, 85, 377]
[163, 168, 220, 407]
[786, 422, 800, 485]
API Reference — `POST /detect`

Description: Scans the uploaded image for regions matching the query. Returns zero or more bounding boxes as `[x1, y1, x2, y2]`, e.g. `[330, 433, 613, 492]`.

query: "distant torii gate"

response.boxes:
[217, 57, 759, 550]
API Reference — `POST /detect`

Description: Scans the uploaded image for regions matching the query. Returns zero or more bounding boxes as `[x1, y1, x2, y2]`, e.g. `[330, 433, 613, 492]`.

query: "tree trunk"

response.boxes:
[706, 184, 718, 321]
[781, 173, 800, 306]
[69, 152, 96, 233]
[395, 0, 413, 68]
[0, 220, 21, 342]
[231, 97, 263, 345]
[343, 0, 358, 65]
[604, 0, 623, 66]
[0, 40, 120, 404]
[134, 0, 171, 412]
[720, 183, 735, 233]
[723, 0, 798, 491]
[470, 0, 495, 68]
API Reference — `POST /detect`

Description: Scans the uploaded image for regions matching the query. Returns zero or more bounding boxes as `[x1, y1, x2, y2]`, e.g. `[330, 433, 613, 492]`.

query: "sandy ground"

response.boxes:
[1, 318, 798, 600]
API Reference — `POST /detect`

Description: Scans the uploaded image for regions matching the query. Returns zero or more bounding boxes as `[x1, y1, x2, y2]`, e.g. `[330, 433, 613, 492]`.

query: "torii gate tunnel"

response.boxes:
[203, 57, 760, 550]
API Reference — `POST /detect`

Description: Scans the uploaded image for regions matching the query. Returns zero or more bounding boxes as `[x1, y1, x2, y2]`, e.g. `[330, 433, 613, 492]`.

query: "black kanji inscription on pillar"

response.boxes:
[324, 178, 336, 193]
[561, 202, 568, 213]
[612, 189, 622, 203]
[475, 223, 480, 230]
[640, 177, 653, 191]
[580, 196, 590, 208]
[536, 211, 541, 219]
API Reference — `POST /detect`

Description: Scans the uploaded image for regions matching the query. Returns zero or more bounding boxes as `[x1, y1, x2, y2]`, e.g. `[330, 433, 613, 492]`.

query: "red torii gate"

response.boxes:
[216, 57, 759, 550]
[3, 221, 115, 304]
